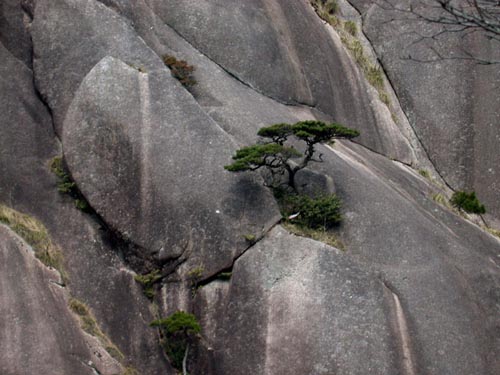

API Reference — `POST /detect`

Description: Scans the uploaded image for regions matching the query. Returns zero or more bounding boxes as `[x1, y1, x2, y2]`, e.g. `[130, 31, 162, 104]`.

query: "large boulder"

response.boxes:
[196, 226, 399, 375]
[62, 56, 280, 274]
[0, 40, 171, 375]
[31, 0, 167, 133]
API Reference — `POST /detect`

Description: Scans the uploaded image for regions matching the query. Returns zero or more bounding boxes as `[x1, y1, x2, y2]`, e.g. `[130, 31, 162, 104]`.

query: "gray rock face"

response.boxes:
[0, 225, 98, 375]
[197, 226, 398, 375]
[31, 0, 167, 133]
[0, 0, 32, 67]
[0, 40, 171, 375]
[63, 56, 280, 273]
[316, 141, 500, 375]
[351, 0, 500, 219]
[146, 0, 417, 163]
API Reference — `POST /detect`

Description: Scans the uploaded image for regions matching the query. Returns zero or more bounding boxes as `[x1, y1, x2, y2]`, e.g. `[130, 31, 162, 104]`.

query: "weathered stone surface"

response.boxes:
[315, 141, 500, 375]
[351, 0, 500, 219]
[62, 56, 280, 274]
[0, 0, 32, 67]
[0, 225, 97, 375]
[198, 226, 398, 375]
[145, 0, 418, 163]
[0, 40, 171, 375]
[31, 0, 167, 133]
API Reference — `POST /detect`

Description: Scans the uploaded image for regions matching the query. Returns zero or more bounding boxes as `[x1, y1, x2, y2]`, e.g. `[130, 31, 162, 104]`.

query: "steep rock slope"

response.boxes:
[349, 0, 500, 220]
[0, 0, 499, 374]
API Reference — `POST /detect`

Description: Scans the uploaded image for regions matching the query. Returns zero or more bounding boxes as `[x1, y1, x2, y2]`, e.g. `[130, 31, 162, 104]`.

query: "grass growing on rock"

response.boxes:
[69, 298, 125, 361]
[134, 270, 162, 299]
[0, 203, 67, 282]
[310, 1, 391, 106]
[50, 156, 91, 213]
[282, 222, 345, 250]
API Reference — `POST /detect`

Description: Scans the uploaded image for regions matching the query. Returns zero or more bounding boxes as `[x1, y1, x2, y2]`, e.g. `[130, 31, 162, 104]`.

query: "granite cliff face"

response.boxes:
[1, 1, 499, 374]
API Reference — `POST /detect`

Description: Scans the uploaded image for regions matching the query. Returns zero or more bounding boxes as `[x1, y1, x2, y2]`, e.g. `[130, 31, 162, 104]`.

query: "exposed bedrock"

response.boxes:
[62, 56, 280, 273]
[0, 40, 171, 375]
[0, 225, 108, 375]
[349, 0, 500, 219]
[196, 226, 399, 375]
[144, 0, 417, 163]
[193, 142, 500, 375]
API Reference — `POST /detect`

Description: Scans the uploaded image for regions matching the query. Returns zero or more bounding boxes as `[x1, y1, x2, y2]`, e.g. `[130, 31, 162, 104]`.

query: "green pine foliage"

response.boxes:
[224, 121, 359, 191]
[450, 191, 486, 214]
[279, 193, 342, 229]
[150, 311, 201, 370]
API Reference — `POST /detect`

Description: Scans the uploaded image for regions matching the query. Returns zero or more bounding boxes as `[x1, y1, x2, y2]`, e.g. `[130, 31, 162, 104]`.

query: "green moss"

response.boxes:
[50, 156, 91, 213]
[0, 204, 67, 282]
[243, 234, 256, 243]
[344, 20, 357, 36]
[134, 270, 162, 299]
[419, 169, 430, 178]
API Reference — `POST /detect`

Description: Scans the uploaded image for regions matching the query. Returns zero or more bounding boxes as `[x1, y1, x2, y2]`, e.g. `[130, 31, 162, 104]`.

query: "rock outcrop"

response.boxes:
[0, 0, 499, 374]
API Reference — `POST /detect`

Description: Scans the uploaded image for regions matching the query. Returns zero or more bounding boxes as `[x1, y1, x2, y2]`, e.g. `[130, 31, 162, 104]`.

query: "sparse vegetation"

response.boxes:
[243, 234, 256, 243]
[419, 169, 430, 178]
[69, 298, 124, 361]
[311, 0, 339, 23]
[0, 203, 67, 282]
[282, 222, 345, 250]
[432, 193, 453, 210]
[311, 1, 392, 107]
[277, 192, 342, 229]
[450, 191, 486, 214]
[50, 156, 91, 213]
[214, 271, 232, 281]
[134, 270, 162, 299]
[162, 55, 197, 87]
[344, 20, 357, 36]
[150, 311, 201, 375]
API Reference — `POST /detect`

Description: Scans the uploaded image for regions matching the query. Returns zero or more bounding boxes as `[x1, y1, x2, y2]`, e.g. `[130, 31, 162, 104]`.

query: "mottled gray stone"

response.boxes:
[352, 0, 500, 219]
[0, 41, 172, 375]
[315, 141, 500, 375]
[0, 225, 95, 375]
[0, 0, 32, 67]
[31, 0, 167, 134]
[145, 0, 417, 163]
[204, 226, 398, 375]
[62, 56, 280, 274]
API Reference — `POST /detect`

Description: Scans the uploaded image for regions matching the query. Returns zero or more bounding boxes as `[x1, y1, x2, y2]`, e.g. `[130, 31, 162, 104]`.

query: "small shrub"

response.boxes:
[134, 270, 162, 299]
[50, 156, 91, 213]
[162, 55, 196, 87]
[279, 193, 342, 229]
[450, 191, 486, 214]
[151, 311, 201, 371]
[344, 20, 357, 36]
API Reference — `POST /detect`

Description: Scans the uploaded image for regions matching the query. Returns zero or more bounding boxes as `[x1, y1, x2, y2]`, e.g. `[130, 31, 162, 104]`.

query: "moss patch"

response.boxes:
[0, 203, 67, 282]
